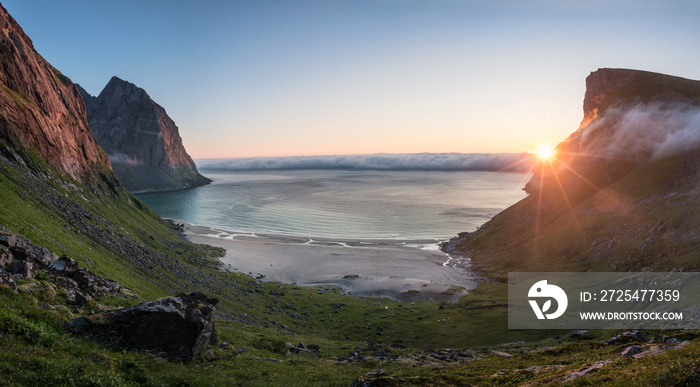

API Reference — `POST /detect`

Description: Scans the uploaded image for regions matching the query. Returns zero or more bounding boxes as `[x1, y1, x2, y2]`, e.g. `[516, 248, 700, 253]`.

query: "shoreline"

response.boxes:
[182, 222, 480, 303]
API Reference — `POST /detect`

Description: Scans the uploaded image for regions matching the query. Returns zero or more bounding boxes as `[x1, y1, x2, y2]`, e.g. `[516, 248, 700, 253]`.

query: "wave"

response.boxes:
[196, 153, 535, 172]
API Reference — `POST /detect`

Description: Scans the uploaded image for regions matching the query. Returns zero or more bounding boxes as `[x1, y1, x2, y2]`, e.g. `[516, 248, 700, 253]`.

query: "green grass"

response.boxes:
[2, 286, 699, 386]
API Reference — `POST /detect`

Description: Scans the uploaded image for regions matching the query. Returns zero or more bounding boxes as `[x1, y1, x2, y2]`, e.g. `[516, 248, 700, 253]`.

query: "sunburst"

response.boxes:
[533, 144, 556, 161]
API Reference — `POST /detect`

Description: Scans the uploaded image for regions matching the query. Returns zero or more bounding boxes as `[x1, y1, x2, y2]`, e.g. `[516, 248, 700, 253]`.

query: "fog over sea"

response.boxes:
[138, 153, 532, 242]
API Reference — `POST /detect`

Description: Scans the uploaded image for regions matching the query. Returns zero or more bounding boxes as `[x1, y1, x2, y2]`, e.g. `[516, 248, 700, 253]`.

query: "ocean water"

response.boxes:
[137, 169, 530, 242]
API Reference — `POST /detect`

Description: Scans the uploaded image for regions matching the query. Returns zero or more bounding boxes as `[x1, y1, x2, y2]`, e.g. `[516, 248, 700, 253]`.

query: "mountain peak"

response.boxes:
[85, 77, 210, 193]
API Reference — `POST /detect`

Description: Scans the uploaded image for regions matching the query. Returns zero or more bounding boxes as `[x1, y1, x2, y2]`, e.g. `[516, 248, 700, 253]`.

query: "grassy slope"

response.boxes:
[453, 152, 700, 274]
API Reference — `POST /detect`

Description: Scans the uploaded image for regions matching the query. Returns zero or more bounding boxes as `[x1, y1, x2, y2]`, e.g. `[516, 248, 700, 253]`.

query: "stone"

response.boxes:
[608, 330, 646, 345]
[0, 234, 16, 248]
[0, 246, 13, 267]
[492, 350, 513, 357]
[66, 291, 218, 361]
[71, 269, 123, 298]
[10, 245, 58, 267]
[0, 271, 18, 292]
[9, 260, 38, 279]
[563, 360, 612, 382]
[620, 346, 642, 357]
[49, 256, 81, 274]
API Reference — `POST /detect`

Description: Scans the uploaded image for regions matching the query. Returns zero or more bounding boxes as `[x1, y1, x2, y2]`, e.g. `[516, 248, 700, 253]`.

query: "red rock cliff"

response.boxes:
[0, 3, 111, 183]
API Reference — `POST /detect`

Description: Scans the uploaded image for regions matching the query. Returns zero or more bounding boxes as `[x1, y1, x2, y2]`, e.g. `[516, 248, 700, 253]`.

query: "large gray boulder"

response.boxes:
[67, 291, 218, 361]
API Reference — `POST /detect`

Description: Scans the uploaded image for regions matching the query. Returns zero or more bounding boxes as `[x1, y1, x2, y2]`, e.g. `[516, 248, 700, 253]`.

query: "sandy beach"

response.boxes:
[183, 223, 479, 302]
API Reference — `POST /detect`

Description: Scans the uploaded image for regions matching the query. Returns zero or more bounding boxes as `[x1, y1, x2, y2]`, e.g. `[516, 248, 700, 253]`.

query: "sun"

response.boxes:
[533, 144, 556, 161]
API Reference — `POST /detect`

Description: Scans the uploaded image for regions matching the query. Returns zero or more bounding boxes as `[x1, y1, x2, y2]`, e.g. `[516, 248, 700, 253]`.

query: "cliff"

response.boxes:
[0, 4, 112, 185]
[0, 1, 224, 303]
[446, 68, 700, 273]
[78, 78, 210, 193]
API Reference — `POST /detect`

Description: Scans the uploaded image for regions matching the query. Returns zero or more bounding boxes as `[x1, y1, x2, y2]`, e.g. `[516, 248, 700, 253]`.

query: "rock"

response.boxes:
[492, 350, 513, 357]
[71, 269, 123, 298]
[569, 330, 589, 339]
[620, 346, 642, 357]
[0, 233, 16, 248]
[204, 349, 216, 361]
[666, 337, 680, 345]
[9, 260, 38, 279]
[49, 256, 81, 274]
[66, 291, 218, 361]
[0, 246, 13, 267]
[0, 271, 18, 292]
[563, 360, 612, 382]
[10, 244, 58, 267]
[608, 330, 646, 345]
[219, 341, 229, 350]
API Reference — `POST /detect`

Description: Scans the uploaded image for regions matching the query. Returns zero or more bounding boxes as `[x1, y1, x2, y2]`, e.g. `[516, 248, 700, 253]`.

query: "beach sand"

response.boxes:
[184, 224, 479, 302]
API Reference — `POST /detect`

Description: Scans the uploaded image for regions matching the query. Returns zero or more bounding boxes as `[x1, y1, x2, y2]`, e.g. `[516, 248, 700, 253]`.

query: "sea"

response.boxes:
[137, 160, 531, 243]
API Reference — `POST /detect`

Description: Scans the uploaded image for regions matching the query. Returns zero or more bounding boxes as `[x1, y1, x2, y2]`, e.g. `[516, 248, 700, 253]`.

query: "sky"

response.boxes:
[3, 0, 700, 159]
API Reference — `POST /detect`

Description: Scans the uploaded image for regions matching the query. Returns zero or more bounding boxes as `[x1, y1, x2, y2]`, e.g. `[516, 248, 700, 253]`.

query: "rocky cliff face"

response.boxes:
[78, 78, 210, 193]
[0, 4, 112, 184]
[447, 68, 700, 273]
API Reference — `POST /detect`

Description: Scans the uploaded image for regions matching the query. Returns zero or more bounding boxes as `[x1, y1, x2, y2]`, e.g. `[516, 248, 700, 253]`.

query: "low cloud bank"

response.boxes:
[196, 153, 534, 172]
[109, 153, 142, 166]
[580, 102, 700, 160]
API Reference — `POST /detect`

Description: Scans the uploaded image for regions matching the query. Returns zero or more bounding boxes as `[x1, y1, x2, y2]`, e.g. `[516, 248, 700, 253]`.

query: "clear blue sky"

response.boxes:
[3, 0, 699, 158]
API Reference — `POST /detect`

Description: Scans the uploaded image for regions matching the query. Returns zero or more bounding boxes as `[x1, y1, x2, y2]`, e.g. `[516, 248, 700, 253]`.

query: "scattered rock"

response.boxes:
[219, 341, 229, 350]
[10, 244, 57, 267]
[0, 271, 18, 292]
[9, 260, 38, 279]
[71, 269, 122, 298]
[607, 330, 646, 345]
[563, 360, 612, 382]
[66, 291, 218, 361]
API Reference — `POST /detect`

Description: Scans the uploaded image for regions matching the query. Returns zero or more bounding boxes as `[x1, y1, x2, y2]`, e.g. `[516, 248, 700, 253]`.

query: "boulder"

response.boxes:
[9, 260, 38, 279]
[66, 291, 218, 361]
[10, 244, 58, 267]
[0, 233, 16, 248]
[48, 256, 81, 274]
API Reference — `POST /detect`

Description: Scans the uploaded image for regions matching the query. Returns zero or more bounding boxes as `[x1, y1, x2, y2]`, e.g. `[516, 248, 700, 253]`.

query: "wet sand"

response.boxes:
[183, 224, 479, 302]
